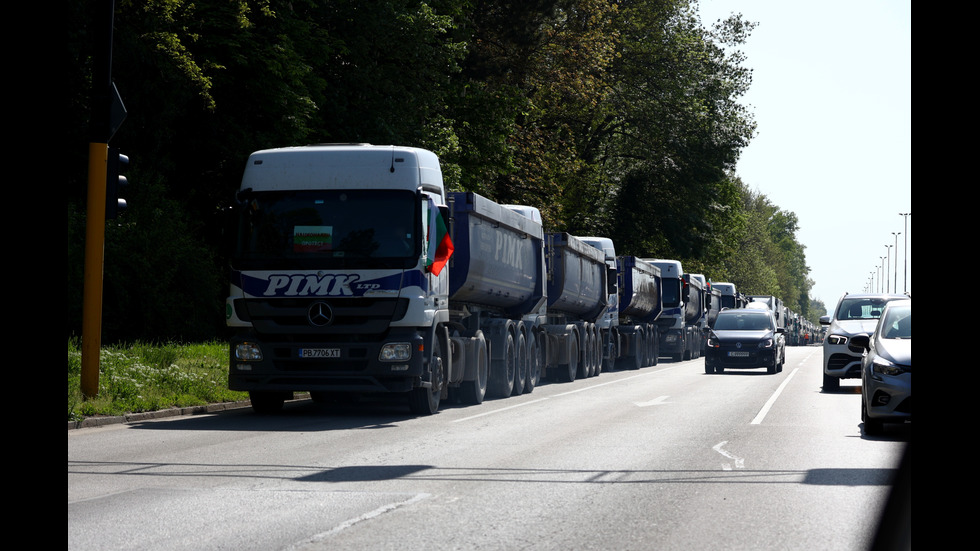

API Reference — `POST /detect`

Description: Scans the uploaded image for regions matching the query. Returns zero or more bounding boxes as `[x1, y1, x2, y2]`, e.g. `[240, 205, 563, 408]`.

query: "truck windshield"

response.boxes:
[233, 189, 419, 270]
[662, 279, 682, 307]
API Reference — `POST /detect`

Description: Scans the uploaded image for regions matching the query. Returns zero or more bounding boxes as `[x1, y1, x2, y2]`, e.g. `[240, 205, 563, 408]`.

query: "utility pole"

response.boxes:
[81, 0, 127, 397]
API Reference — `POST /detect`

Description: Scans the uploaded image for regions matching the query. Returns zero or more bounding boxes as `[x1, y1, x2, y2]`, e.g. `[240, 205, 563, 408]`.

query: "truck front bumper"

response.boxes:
[228, 328, 428, 394]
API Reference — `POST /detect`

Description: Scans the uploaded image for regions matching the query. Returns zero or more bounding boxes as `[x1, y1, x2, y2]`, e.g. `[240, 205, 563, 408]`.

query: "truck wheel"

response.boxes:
[513, 331, 527, 396]
[558, 333, 578, 382]
[525, 334, 540, 393]
[603, 334, 617, 373]
[250, 391, 288, 414]
[409, 336, 443, 415]
[488, 333, 516, 398]
[460, 335, 488, 404]
[579, 330, 593, 379]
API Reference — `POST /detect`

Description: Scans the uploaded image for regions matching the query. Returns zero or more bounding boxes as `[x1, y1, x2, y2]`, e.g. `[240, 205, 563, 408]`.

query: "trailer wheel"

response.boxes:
[558, 332, 578, 382]
[525, 333, 540, 393]
[460, 335, 488, 404]
[488, 332, 516, 398]
[512, 330, 527, 396]
[579, 329, 593, 379]
[592, 326, 603, 376]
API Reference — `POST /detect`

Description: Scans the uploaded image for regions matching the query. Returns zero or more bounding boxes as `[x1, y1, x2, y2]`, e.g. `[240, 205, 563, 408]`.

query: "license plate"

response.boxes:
[299, 348, 340, 359]
[727, 351, 749, 357]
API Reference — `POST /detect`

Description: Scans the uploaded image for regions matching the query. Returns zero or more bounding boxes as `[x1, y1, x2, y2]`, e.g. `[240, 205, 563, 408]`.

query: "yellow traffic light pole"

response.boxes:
[81, 143, 109, 397]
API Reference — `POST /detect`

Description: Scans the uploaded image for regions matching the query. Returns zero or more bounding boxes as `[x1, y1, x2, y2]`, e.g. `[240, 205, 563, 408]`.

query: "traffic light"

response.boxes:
[106, 146, 129, 219]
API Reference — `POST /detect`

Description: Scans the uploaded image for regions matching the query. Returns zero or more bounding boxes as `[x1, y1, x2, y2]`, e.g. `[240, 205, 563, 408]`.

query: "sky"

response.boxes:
[696, 0, 911, 310]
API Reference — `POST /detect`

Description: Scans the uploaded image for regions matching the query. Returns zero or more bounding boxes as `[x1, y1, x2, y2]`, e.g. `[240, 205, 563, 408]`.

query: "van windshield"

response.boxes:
[233, 189, 419, 270]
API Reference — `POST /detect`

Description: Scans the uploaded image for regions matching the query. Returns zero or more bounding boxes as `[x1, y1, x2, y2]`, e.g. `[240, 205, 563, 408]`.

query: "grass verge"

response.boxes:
[67, 337, 247, 422]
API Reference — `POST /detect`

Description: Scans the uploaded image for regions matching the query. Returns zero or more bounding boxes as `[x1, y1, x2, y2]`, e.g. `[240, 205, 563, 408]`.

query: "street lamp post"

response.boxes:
[879, 256, 887, 293]
[892, 232, 900, 294]
[899, 212, 910, 293]
[885, 245, 892, 293]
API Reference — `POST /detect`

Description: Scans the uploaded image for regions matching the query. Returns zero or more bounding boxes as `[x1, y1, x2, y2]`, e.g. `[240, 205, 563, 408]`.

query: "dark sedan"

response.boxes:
[705, 309, 786, 374]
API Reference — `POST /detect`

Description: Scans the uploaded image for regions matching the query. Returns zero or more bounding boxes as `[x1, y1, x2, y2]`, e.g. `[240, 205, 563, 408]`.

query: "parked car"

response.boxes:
[820, 292, 909, 391]
[850, 299, 911, 435]
[704, 308, 785, 374]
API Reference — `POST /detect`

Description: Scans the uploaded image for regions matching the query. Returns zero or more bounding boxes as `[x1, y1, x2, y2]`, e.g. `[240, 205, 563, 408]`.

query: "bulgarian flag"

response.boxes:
[425, 197, 454, 276]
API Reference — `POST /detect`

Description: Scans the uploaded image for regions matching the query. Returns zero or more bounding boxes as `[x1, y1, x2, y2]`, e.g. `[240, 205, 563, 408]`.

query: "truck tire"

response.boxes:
[557, 332, 578, 382]
[460, 335, 488, 404]
[592, 326, 603, 376]
[512, 330, 527, 396]
[525, 333, 540, 393]
[488, 333, 516, 398]
[249, 391, 288, 414]
[650, 331, 659, 366]
[579, 329, 593, 379]
[409, 334, 443, 415]
[602, 332, 617, 373]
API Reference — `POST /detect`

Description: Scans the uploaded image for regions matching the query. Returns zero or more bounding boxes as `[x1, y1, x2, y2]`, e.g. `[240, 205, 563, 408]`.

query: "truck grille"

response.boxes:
[237, 297, 408, 342]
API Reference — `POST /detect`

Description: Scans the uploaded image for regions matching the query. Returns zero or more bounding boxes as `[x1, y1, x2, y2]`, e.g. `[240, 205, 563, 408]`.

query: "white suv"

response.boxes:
[820, 292, 909, 392]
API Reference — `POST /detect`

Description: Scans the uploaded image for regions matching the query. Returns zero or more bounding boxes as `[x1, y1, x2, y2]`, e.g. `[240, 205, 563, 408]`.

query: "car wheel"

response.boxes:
[704, 362, 714, 374]
[862, 399, 884, 435]
[767, 354, 777, 374]
[822, 372, 840, 392]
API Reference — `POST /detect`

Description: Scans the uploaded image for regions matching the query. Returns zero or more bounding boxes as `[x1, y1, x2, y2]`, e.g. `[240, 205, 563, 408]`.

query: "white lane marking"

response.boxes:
[452, 364, 688, 423]
[634, 396, 670, 407]
[713, 441, 744, 470]
[287, 493, 430, 548]
[751, 367, 799, 425]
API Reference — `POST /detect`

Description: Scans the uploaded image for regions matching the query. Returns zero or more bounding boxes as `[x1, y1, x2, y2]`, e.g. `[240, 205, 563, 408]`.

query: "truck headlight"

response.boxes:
[234, 342, 263, 361]
[379, 343, 412, 361]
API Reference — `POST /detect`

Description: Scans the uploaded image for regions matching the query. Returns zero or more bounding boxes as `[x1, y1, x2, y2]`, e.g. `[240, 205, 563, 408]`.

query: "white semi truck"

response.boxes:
[226, 144, 645, 414]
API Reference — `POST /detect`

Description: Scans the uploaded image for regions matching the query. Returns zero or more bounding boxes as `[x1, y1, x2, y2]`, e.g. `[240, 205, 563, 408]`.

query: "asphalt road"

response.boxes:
[68, 345, 909, 550]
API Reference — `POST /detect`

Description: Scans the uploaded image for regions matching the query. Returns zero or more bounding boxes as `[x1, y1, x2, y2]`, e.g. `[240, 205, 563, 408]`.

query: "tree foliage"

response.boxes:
[68, 0, 812, 342]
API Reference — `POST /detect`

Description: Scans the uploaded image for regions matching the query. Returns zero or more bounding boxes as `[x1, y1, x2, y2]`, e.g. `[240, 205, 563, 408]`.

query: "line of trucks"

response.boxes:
[225, 145, 812, 414]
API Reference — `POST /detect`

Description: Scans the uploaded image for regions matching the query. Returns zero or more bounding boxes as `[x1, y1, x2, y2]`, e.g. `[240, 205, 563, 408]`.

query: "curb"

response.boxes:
[67, 400, 253, 431]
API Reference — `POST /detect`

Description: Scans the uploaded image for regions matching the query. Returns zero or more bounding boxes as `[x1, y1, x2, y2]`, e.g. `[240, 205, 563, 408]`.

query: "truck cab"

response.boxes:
[226, 145, 452, 413]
